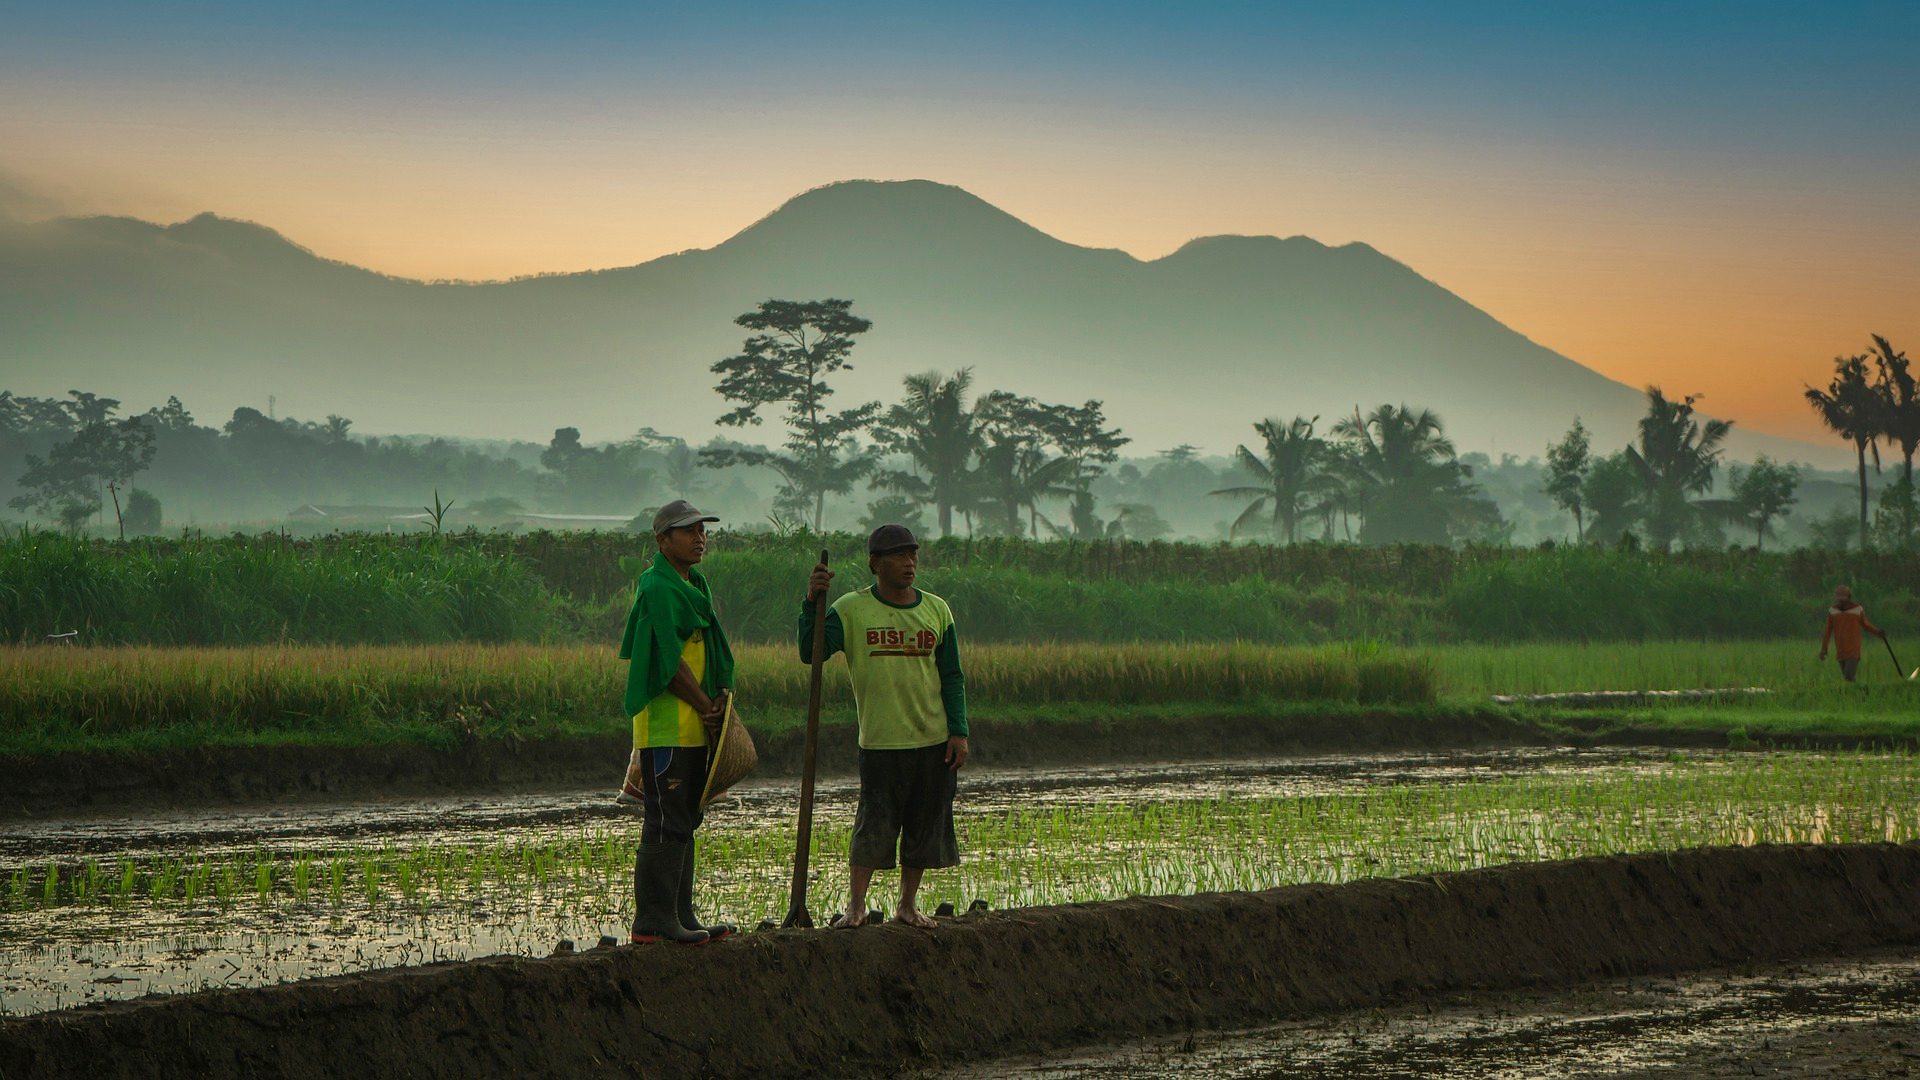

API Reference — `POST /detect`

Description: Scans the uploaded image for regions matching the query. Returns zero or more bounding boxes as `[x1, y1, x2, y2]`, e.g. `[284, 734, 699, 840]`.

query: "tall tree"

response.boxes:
[1727, 455, 1800, 549]
[1581, 451, 1644, 545]
[969, 392, 1077, 536]
[701, 299, 880, 530]
[628, 428, 704, 499]
[10, 415, 156, 532]
[1543, 418, 1592, 543]
[1870, 335, 1918, 485]
[1623, 388, 1735, 551]
[871, 369, 983, 537]
[1332, 404, 1499, 544]
[1208, 416, 1336, 543]
[1804, 354, 1883, 550]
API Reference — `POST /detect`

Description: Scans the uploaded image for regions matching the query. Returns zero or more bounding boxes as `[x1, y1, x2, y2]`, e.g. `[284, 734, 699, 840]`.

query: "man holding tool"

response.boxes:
[1818, 584, 1888, 683]
[619, 499, 736, 944]
[800, 524, 969, 929]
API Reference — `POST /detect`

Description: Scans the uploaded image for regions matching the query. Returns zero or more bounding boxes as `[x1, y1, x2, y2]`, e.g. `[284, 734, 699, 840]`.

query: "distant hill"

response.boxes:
[0, 179, 1840, 464]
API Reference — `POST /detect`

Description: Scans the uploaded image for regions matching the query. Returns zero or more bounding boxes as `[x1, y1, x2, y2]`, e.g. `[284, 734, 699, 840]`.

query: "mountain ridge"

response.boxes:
[0, 179, 1841, 465]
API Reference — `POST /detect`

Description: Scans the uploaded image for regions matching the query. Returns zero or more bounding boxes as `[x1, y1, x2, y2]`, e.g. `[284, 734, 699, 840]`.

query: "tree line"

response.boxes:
[3, 301, 1908, 552]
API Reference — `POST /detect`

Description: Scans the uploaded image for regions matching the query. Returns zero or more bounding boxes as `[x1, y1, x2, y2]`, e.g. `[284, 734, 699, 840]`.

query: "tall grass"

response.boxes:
[0, 531, 556, 645]
[0, 641, 1435, 751]
[5, 529, 1918, 646]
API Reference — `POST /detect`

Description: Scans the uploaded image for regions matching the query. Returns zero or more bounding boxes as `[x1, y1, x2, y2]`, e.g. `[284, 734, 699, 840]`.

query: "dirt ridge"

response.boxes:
[4, 843, 1919, 1079]
[0, 710, 1541, 817]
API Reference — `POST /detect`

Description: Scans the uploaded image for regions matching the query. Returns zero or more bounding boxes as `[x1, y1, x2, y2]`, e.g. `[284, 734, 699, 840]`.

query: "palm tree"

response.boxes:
[1805, 355, 1883, 549]
[871, 370, 982, 536]
[1208, 416, 1335, 542]
[1622, 388, 1735, 551]
[973, 435, 1078, 537]
[1332, 404, 1499, 544]
[1870, 335, 1918, 485]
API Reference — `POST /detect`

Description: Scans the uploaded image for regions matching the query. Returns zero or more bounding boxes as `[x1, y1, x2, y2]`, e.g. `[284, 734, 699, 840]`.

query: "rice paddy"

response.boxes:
[4, 747, 1916, 1013]
[0, 641, 1438, 753]
[4, 637, 1917, 758]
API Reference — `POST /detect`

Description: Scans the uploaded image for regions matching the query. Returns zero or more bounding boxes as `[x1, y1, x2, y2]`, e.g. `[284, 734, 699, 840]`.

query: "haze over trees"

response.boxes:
[6, 325, 1910, 552]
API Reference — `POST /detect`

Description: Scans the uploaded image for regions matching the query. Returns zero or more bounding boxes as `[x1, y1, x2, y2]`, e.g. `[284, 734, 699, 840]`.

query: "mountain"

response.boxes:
[0, 179, 1838, 464]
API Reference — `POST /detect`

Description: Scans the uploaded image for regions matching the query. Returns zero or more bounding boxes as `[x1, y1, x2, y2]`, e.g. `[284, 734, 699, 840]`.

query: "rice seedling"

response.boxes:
[5, 752, 1913, 935]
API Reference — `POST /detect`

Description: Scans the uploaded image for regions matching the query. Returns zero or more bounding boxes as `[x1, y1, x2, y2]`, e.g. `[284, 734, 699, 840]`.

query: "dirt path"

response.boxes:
[4, 844, 1919, 1079]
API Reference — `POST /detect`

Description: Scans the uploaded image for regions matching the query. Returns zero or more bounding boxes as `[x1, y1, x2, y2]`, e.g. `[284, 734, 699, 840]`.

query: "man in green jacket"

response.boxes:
[800, 523, 969, 929]
[619, 499, 737, 945]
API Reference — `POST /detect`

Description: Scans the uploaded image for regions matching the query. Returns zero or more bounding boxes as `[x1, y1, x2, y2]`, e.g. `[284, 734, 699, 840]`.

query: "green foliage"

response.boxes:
[1446, 546, 1817, 640]
[0, 530, 556, 645]
[1805, 353, 1883, 550]
[1623, 387, 1734, 551]
[1543, 418, 1591, 541]
[1332, 404, 1500, 544]
[122, 488, 162, 535]
[7, 530, 1920, 647]
[1211, 416, 1336, 543]
[1873, 476, 1919, 553]
[701, 299, 881, 530]
[1728, 455, 1800, 549]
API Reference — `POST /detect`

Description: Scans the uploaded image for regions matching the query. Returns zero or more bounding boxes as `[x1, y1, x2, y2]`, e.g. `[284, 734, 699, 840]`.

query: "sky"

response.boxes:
[2, 1, 1916, 445]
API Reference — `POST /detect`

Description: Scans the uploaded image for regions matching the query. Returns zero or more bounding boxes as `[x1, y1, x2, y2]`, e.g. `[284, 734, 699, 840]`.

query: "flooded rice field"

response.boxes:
[4, 745, 1917, 1016]
[931, 950, 1920, 1079]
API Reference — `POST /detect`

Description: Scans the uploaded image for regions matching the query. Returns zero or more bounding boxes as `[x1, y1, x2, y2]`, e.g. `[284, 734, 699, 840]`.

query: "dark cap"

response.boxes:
[867, 523, 919, 555]
[651, 499, 719, 535]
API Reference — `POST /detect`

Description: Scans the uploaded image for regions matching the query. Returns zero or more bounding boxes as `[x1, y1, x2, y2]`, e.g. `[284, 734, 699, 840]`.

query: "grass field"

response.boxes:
[2, 639, 1917, 757]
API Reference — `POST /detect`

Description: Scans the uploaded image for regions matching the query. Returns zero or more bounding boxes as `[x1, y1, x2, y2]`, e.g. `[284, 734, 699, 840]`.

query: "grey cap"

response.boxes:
[652, 499, 719, 534]
[867, 523, 919, 555]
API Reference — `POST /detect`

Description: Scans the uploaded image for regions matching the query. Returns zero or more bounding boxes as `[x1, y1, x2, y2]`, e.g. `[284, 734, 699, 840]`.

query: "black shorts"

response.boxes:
[638, 745, 708, 845]
[851, 743, 959, 871]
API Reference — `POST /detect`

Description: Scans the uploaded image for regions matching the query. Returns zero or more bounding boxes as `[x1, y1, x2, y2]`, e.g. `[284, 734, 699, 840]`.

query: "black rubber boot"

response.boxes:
[678, 840, 735, 942]
[630, 841, 708, 945]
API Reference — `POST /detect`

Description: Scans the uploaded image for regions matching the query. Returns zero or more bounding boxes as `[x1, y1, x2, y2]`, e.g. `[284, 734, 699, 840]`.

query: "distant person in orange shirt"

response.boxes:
[1818, 585, 1886, 682]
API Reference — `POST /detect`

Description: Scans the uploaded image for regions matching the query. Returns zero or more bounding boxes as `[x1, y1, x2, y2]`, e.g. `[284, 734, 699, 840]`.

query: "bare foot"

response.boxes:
[830, 910, 866, 930]
[893, 906, 937, 929]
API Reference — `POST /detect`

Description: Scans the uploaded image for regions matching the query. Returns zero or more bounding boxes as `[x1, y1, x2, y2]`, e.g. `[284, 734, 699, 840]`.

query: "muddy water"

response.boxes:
[932, 951, 1920, 1079]
[0, 747, 1693, 1014]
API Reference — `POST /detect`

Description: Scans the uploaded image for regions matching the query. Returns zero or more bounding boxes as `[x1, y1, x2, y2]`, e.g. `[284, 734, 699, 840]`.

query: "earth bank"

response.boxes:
[3, 843, 1918, 1079]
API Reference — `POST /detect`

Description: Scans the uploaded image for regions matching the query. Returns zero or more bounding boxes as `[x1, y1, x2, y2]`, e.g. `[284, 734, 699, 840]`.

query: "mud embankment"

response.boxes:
[5, 709, 1906, 818]
[4, 843, 1918, 1079]
[0, 710, 1542, 817]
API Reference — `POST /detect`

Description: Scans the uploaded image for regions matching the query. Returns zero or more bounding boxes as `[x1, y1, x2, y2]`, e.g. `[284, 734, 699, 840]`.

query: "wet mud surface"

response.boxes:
[3, 844, 1918, 1080]
[935, 951, 1920, 1078]
[2, 746, 1676, 1013]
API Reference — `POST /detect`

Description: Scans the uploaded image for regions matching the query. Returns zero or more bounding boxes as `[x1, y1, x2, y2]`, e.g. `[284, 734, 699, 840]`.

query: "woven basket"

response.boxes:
[701, 691, 758, 805]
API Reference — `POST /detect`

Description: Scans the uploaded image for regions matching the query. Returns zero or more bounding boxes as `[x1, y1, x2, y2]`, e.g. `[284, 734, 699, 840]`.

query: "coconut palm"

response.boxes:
[1622, 388, 1735, 551]
[871, 369, 982, 537]
[1870, 335, 1918, 485]
[1332, 404, 1499, 544]
[1208, 416, 1336, 543]
[1805, 355, 1883, 549]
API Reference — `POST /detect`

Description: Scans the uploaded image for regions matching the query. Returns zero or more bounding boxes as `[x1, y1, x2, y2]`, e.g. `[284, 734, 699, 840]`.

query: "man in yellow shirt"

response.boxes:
[618, 500, 736, 944]
[801, 524, 969, 930]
